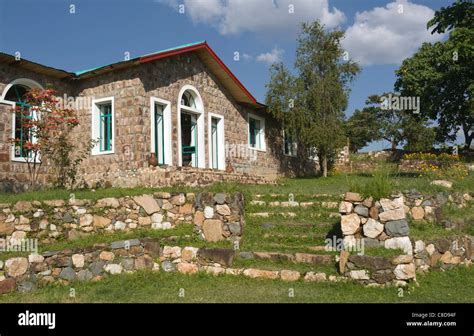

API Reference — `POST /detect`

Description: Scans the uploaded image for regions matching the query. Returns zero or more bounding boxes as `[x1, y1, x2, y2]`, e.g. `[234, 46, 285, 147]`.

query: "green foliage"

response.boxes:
[345, 108, 381, 152]
[361, 94, 436, 151]
[396, 1, 474, 148]
[348, 164, 396, 199]
[265, 21, 360, 176]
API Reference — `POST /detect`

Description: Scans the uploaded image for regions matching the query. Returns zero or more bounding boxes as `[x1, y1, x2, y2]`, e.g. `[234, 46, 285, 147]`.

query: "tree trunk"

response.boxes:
[462, 123, 473, 150]
[321, 154, 328, 178]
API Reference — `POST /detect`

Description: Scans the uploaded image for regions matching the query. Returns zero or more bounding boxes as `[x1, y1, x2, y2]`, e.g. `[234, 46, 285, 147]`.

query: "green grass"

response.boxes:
[0, 265, 473, 303]
[1, 172, 472, 204]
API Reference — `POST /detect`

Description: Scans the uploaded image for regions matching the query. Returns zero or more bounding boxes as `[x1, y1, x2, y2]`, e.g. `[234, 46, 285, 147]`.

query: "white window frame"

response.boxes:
[177, 85, 205, 168]
[207, 113, 225, 170]
[283, 129, 297, 157]
[0, 78, 43, 163]
[247, 113, 266, 152]
[91, 96, 115, 156]
[150, 97, 172, 165]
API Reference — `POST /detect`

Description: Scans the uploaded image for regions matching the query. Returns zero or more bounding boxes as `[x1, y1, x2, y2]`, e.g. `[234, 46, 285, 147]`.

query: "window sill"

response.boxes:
[248, 146, 266, 153]
[11, 157, 41, 163]
[91, 150, 115, 156]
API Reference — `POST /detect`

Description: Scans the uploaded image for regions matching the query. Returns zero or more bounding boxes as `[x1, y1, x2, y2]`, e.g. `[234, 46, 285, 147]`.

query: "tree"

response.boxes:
[265, 21, 360, 177]
[359, 94, 436, 152]
[10, 88, 94, 189]
[345, 108, 381, 152]
[395, 0, 474, 149]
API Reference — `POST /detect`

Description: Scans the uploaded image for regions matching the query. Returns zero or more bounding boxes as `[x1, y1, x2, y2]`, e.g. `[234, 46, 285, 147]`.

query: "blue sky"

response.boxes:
[0, 0, 452, 150]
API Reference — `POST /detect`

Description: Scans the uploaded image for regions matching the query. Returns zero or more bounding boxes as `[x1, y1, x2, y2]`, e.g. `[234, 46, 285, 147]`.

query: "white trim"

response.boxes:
[0, 78, 43, 163]
[247, 112, 266, 152]
[150, 97, 172, 165]
[177, 85, 205, 168]
[91, 96, 115, 156]
[208, 113, 225, 170]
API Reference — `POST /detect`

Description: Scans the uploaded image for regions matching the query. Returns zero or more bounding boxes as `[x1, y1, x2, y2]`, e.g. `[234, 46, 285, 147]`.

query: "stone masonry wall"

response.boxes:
[0, 52, 303, 191]
[0, 192, 245, 246]
[0, 63, 74, 189]
[340, 235, 472, 286]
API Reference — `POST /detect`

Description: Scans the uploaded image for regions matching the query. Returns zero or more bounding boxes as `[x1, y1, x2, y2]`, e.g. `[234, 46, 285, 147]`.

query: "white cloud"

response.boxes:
[342, 0, 445, 66]
[158, 0, 345, 36]
[256, 47, 284, 64]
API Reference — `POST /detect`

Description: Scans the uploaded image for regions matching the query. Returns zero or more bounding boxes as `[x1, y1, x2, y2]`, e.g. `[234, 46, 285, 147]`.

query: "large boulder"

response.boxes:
[393, 263, 416, 279]
[385, 219, 410, 237]
[197, 248, 235, 267]
[5, 257, 28, 277]
[378, 208, 406, 222]
[344, 192, 363, 202]
[341, 214, 360, 235]
[133, 195, 160, 215]
[202, 219, 224, 242]
[348, 255, 392, 271]
[363, 219, 384, 238]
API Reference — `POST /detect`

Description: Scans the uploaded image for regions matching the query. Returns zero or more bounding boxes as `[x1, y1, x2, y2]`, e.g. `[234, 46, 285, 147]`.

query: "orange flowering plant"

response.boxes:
[10, 88, 93, 189]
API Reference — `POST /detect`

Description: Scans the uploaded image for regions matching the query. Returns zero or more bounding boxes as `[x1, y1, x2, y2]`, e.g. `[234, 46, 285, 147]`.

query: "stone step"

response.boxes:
[238, 251, 335, 266]
[249, 200, 340, 209]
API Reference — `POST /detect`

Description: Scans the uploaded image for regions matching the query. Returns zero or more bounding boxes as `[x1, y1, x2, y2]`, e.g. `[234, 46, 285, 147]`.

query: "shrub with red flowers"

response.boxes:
[10, 88, 94, 189]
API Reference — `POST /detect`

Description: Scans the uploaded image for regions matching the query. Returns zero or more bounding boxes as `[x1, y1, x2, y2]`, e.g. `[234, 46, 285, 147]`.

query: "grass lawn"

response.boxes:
[0, 171, 472, 204]
[0, 265, 472, 303]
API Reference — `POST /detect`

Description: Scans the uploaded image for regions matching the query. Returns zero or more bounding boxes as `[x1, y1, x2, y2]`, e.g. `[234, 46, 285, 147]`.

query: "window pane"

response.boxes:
[155, 103, 165, 164]
[99, 103, 112, 151]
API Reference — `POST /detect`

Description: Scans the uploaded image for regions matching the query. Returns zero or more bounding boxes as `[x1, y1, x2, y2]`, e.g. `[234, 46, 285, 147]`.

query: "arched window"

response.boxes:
[181, 90, 197, 109]
[177, 86, 205, 168]
[1, 79, 42, 161]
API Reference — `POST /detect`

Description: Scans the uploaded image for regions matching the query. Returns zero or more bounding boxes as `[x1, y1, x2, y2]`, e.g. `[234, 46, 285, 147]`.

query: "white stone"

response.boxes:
[341, 213, 360, 235]
[385, 236, 413, 255]
[379, 198, 400, 211]
[414, 240, 425, 254]
[338, 201, 353, 214]
[349, 270, 370, 280]
[426, 244, 436, 256]
[105, 264, 123, 275]
[114, 221, 126, 230]
[72, 254, 85, 268]
[430, 180, 453, 188]
[162, 222, 172, 229]
[363, 218, 384, 238]
[204, 206, 214, 219]
[378, 208, 406, 222]
[76, 208, 87, 215]
[80, 214, 94, 227]
[394, 263, 416, 280]
[49, 224, 57, 231]
[28, 254, 44, 263]
[5, 257, 28, 277]
[151, 222, 163, 230]
[151, 213, 163, 223]
[128, 223, 138, 229]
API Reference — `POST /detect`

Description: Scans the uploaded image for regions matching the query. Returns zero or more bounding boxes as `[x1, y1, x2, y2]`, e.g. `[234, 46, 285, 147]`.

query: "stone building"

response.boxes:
[0, 41, 315, 190]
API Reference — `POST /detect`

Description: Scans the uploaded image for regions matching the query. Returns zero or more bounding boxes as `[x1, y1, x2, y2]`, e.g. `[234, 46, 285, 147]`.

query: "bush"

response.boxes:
[347, 163, 396, 199]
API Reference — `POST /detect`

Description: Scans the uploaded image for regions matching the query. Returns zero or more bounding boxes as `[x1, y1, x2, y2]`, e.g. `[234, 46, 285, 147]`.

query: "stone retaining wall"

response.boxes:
[339, 191, 472, 254]
[0, 192, 245, 245]
[340, 235, 472, 286]
[81, 166, 273, 189]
